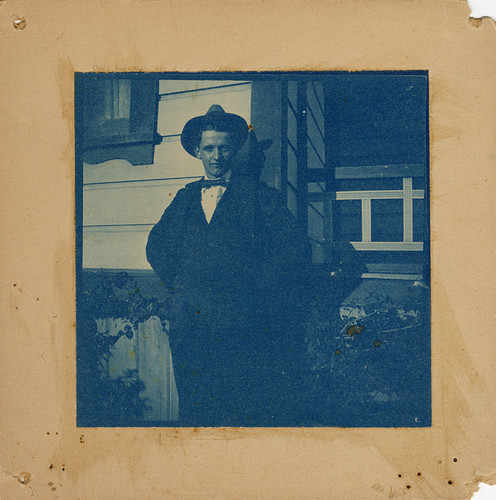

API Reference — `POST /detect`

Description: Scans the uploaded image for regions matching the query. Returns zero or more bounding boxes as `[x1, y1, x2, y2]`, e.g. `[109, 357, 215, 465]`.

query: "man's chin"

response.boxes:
[208, 167, 227, 178]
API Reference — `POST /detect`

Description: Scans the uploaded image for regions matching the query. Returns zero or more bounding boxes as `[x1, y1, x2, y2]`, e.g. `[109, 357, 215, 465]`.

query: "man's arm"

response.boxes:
[146, 188, 188, 292]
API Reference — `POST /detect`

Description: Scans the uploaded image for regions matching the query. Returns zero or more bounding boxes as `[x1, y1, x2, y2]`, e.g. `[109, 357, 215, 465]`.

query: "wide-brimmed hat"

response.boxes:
[180, 104, 249, 157]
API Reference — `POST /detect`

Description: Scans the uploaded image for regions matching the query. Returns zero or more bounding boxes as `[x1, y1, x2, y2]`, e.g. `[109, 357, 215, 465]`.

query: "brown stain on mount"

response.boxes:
[16, 472, 31, 485]
[468, 17, 483, 28]
[11, 15, 26, 30]
[55, 57, 76, 174]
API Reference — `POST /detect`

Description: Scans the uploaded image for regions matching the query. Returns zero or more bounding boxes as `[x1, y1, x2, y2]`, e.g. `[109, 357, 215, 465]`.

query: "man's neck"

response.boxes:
[204, 169, 232, 181]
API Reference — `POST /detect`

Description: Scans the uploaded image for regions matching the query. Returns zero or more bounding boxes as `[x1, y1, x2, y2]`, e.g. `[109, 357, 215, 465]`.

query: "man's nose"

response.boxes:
[213, 148, 221, 160]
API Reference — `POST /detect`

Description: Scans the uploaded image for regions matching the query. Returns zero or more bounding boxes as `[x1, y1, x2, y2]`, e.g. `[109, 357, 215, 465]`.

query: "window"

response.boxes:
[277, 74, 429, 280]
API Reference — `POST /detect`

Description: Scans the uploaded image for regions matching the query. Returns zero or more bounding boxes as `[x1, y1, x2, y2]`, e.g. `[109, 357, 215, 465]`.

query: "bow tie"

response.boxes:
[201, 178, 228, 188]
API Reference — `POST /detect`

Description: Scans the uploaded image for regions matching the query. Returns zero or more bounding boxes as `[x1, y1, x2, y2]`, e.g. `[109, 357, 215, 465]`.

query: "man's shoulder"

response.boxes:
[156, 179, 201, 220]
[184, 178, 203, 189]
[171, 179, 202, 200]
[180, 178, 202, 192]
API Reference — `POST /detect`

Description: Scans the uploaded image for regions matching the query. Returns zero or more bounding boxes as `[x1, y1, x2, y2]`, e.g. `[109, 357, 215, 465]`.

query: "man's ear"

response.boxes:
[195, 146, 201, 159]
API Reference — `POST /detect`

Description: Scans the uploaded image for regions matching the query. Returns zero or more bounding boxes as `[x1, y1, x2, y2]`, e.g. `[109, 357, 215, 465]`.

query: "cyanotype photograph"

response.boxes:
[75, 72, 430, 427]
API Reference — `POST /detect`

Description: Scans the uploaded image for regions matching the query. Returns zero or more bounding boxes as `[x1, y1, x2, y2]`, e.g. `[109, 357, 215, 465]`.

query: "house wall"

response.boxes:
[83, 80, 252, 270]
[81, 80, 251, 422]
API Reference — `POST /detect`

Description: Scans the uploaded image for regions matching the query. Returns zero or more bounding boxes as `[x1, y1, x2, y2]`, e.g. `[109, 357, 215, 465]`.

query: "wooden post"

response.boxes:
[296, 81, 308, 233]
[280, 81, 288, 204]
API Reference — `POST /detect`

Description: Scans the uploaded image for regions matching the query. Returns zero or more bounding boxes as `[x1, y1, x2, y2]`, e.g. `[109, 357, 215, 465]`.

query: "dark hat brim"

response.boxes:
[181, 109, 249, 157]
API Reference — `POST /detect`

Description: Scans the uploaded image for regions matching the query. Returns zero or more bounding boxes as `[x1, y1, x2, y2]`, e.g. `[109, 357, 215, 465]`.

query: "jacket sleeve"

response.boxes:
[146, 188, 188, 292]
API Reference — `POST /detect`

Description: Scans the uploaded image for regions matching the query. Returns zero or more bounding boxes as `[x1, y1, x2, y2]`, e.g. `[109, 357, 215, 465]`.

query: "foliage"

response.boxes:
[304, 282, 430, 426]
[305, 287, 426, 373]
[77, 270, 171, 426]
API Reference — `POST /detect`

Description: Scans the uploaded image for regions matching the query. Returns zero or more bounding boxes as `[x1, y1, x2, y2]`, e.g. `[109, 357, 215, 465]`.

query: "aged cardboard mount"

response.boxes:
[0, 1, 495, 498]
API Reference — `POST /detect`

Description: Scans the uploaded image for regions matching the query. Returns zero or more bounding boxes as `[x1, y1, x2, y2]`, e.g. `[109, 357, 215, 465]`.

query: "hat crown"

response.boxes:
[206, 104, 226, 115]
[180, 104, 249, 157]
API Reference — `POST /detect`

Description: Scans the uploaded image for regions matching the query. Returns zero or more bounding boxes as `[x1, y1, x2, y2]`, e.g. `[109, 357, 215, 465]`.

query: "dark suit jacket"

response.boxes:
[146, 175, 311, 425]
[147, 175, 310, 314]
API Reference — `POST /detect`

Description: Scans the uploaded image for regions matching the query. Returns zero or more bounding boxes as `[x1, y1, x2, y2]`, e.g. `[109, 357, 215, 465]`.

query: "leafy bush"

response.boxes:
[77, 270, 171, 426]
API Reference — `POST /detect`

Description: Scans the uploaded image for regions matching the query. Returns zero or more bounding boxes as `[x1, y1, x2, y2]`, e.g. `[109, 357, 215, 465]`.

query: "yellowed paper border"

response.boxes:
[0, 1, 495, 498]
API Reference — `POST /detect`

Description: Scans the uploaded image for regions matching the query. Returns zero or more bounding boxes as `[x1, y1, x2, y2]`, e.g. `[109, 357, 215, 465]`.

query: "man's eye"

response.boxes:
[204, 147, 213, 152]
[221, 147, 231, 153]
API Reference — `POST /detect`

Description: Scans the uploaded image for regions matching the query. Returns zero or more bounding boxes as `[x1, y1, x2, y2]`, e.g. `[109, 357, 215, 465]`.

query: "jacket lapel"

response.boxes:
[185, 179, 209, 226]
[208, 177, 245, 226]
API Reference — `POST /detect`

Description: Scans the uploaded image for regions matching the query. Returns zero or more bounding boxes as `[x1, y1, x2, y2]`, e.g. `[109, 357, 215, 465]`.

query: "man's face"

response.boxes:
[195, 130, 234, 179]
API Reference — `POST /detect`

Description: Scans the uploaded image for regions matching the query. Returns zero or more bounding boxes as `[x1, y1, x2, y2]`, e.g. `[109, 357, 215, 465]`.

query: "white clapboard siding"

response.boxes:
[152, 137, 205, 178]
[84, 159, 158, 185]
[83, 225, 152, 269]
[83, 140, 204, 184]
[83, 178, 194, 227]
[158, 84, 251, 136]
[159, 80, 249, 95]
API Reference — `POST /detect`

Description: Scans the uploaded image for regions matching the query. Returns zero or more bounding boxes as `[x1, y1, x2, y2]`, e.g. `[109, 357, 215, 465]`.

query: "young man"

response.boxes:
[146, 105, 311, 426]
